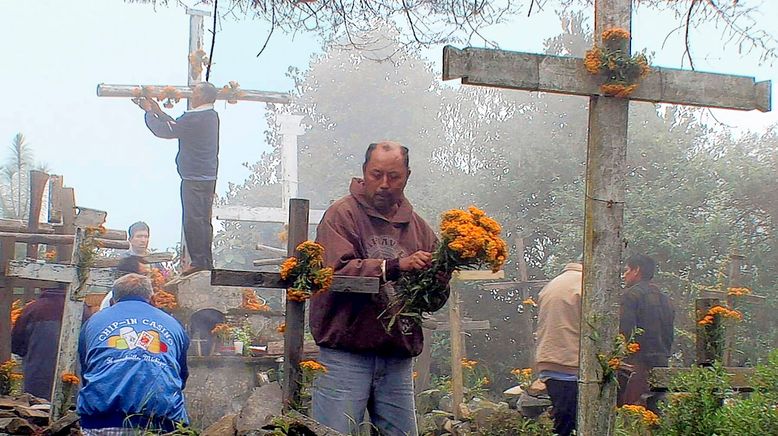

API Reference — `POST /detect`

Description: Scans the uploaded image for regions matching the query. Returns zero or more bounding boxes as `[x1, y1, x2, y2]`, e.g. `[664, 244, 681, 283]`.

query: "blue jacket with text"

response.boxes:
[77, 296, 189, 431]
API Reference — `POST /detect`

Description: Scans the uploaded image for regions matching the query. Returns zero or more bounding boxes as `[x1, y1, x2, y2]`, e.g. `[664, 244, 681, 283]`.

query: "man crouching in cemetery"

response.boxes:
[137, 82, 219, 276]
[77, 273, 190, 435]
[311, 141, 445, 435]
[618, 253, 675, 412]
[534, 261, 583, 436]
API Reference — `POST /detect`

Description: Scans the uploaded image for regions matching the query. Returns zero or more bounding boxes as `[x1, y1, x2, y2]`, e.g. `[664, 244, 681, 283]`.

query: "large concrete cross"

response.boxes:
[95, 8, 291, 268]
[442, 0, 771, 433]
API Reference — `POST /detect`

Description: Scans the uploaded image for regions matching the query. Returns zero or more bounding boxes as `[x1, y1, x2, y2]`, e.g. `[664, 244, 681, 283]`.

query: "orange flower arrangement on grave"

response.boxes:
[461, 358, 479, 370]
[10, 299, 31, 328]
[727, 286, 751, 297]
[698, 305, 743, 326]
[220, 81, 245, 104]
[242, 288, 270, 311]
[511, 367, 534, 389]
[276, 323, 286, 334]
[0, 360, 23, 395]
[211, 323, 234, 341]
[279, 241, 334, 303]
[584, 28, 650, 98]
[188, 49, 209, 81]
[383, 206, 507, 330]
[619, 404, 660, 427]
[150, 268, 177, 311]
[300, 360, 327, 373]
[44, 249, 57, 262]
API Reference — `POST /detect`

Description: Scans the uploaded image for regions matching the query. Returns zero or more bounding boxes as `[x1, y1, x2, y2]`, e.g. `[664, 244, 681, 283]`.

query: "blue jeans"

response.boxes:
[312, 347, 418, 436]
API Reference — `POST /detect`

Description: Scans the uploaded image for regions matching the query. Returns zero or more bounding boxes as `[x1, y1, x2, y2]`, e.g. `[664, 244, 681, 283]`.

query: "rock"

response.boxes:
[202, 414, 237, 436]
[0, 417, 36, 434]
[235, 383, 283, 435]
[14, 405, 49, 426]
[40, 411, 79, 436]
[416, 389, 442, 414]
[516, 391, 551, 419]
[438, 393, 453, 413]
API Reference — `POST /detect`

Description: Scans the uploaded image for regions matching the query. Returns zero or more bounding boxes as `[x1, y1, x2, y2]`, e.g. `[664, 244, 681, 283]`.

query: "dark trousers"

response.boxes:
[545, 379, 578, 436]
[181, 179, 216, 269]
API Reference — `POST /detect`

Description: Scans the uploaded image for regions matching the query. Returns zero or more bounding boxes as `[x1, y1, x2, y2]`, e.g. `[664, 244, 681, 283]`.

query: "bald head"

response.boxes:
[361, 141, 411, 215]
[363, 141, 410, 171]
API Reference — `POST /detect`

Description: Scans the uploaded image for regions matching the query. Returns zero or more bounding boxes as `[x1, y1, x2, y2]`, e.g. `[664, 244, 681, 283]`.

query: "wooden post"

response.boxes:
[515, 237, 535, 365]
[723, 251, 744, 366]
[57, 188, 76, 263]
[282, 198, 309, 412]
[577, 1, 631, 434]
[449, 280, 465, 419]
[23, 170, 49, 302]
[696, 298, 722, 366]
[0, 236, 16, 361]
[50, 227, 88, 420]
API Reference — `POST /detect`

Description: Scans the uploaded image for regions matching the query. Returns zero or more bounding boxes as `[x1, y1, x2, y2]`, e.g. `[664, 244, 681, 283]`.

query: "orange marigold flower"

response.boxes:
[522, 297, 537, 307]
[584, 47, 602, 74]
[627, 342, 640, 354]
[277, 323, 286, 333]
[44, 249, 57, 261]
[298, 241, 325, 259]
[279, 257, 298, 280]
[412, 371, 419, 380]
[300, 360, 327, 373]
[10, 373, 23, 381]
[727, 286, 751, 297]
[61, 373, 80, 384]
[287, 288, 310, 302]
[242, 288, 269, 311]
[608, 357, 621, 370]
[461, 358, 478, 370]
[602, 28, 631, 41]
[601, 83, 638, 98]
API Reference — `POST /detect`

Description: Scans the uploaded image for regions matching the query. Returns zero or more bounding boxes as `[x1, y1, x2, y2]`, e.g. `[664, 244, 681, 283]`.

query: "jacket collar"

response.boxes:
[186, 103, 214, 113]
[349, 177, 413, 224]
[113, 295, 150, 304]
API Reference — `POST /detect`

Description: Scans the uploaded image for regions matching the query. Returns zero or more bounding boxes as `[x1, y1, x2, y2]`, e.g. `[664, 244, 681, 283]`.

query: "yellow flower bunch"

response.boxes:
[727, 286, 751, 297]
[698, 305, 743, 325]
[440, 206, 507, 272]
[300, 360, 328, 373]
[620, 404, 660, 426]
[383, 206, 508, 331]
[584, 28, 650, 99]
[461, 358, 479, 370]
[279, 241, 334, 303]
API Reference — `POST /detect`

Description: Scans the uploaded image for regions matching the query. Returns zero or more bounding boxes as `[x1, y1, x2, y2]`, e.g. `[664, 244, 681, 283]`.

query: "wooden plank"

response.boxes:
[97, 84, 292, 105]
[48, 175, 64, 224]
[283, 199, 308, 413]
[449, 281, 465, 420]
[577, 2, 631, 434]
[699, 289, 766, 302]
[650, 367, 755, 391]
[0, 236, 14, 361]
[453, 270, 505, 281]
[433, 320, 491, 331]
[92, 252, 174, 268]
[25, 170, 49, 259]
[442, 46, 771, 112]
[210, 269, 379, 294]
[51, 226, 94, 420]
[256, 244, 287, 255]
[0, 233, 129, 250]
[214, 205, 326, 225]
[0, 219, 55, 233]
[6, 260, 117, 288]
[253, 257, 286, 266]
[57, 188, 76, 263]
[73, 207, 106, 228]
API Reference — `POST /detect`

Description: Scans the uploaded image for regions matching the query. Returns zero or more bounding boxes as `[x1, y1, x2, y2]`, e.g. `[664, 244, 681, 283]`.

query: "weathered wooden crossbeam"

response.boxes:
[5, 260, 117, 288]
[214, 205, 326, 224]
[97, 84, 291, 105]
[210, 269, 379, 294]
[699, 289, 766, 303]
[0, 232, 128, 250]
[650, 367, 756, 392]
[443, 46, 772, 112]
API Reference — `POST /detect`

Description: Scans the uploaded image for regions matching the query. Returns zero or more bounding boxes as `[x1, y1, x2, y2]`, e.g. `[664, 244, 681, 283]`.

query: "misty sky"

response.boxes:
[2, 0, 776, 252]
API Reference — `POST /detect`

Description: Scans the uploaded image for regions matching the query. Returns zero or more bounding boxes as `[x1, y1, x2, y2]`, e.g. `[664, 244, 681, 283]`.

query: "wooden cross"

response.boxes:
[442, 1, 771, 433]
[4, 208, 122, 420]
[446, 269, 503, 419]
[650, 297, 756, 394]
[95, 8, 291, 269]
[210, 198, 379, 412]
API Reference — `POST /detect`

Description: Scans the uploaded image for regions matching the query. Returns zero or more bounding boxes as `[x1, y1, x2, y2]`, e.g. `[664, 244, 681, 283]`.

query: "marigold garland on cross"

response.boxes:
[584, 27, 650, 98]
[280, 241, 334, 302]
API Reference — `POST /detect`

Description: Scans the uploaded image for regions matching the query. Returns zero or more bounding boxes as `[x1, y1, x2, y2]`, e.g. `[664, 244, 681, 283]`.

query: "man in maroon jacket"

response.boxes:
[310, 141, 444, 435]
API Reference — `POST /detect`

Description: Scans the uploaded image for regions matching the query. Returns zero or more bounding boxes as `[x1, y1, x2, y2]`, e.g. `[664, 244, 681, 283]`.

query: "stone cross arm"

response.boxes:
[96, 83, 292, 105]
[443, 46, 772, 112]
[210, 269, 379, 294]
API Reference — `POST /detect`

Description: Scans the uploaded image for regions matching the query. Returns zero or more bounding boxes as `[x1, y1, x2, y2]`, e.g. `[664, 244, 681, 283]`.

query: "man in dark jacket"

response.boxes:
[138, 82, 219, 275]
[310, 141, 447, 435]
[11, 284, 87, 400]
[619, 253, 675, 411]
[77, 273, 189, 434]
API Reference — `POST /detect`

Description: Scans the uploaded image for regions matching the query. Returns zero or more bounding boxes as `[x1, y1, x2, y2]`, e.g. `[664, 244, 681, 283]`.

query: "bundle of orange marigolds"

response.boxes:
[384, 206, 507, 330]
[698, 305, 743, 325]
[150, 268, 177, 310]
[279, 241, 334, 302]
[584, 27, 650, 98]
